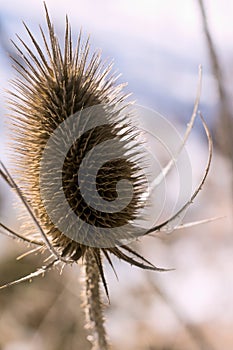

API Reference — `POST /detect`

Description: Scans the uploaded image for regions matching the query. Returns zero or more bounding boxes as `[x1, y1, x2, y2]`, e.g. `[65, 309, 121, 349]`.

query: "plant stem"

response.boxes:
[82, 249, 110, 350]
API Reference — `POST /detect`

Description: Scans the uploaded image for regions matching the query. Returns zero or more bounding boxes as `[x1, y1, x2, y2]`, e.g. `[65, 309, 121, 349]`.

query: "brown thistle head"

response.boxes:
[8, 3, 162, 286]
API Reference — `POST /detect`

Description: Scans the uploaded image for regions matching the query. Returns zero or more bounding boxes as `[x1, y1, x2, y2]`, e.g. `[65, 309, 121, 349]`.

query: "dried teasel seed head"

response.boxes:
[8, 4, 161, 277]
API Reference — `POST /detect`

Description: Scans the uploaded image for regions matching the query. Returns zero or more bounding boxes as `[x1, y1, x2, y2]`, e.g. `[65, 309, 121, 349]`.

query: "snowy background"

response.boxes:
[0, 1, 232, 349]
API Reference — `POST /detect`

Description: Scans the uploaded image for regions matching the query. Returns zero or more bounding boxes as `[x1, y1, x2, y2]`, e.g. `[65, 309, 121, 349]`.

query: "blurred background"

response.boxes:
[0, 0, 232, 349]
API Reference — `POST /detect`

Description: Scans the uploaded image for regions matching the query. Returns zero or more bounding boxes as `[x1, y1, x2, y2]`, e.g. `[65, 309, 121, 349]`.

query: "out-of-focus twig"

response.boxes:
[197, 0, 233, 192]
[147, 274, 216, 350]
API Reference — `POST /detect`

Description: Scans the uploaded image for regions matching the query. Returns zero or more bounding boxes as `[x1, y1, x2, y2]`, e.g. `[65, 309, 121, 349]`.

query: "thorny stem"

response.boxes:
[82, 249, 110, 350]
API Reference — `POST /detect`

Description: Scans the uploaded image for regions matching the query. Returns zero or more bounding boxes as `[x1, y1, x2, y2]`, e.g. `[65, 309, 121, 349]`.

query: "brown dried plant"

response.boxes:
[0, 3, 212, 349]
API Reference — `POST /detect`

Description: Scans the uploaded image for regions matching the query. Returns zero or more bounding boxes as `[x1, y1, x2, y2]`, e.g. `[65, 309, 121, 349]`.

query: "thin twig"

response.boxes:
[147, 216, 225, 238]
[0, 222, 42, 245]
[0, 259, 59, 290]
[147, 274, 217, 350]
[150, 65, 202, 192]
[145, 112, 213, 235]
[0, 160, 71, 263]
[197, 0, 233, 192]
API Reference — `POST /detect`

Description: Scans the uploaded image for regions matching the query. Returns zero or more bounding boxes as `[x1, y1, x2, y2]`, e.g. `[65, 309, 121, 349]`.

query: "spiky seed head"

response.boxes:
[8, 4, 156, 274]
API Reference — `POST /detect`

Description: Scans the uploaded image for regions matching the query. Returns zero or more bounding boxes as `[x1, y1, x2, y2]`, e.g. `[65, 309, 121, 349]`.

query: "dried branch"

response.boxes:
[150, 65, 202, 192]
[147, 274, 217, 350]
[0, 160, 71, 263]
[197, 0, 233, 191]
[0, 259, 58, 290]
[145, 112, 213, 235]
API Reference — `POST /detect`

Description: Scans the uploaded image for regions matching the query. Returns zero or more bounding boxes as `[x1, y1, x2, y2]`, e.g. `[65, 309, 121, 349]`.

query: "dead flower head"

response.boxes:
[3, 3, 167, 294]
[0, 3, 213, 349]
[1, 4, 212, 297]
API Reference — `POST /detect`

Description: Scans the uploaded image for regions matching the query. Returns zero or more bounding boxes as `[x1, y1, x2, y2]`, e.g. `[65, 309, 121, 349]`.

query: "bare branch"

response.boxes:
[0, 222, 43, 246]
[150, 65, 202, 192]
[0, 160, 71, 263]
[147, 274, 217, 350]
[145, 112, 213, 235]
[0, 259, 58, 290]
[197, 0, 233, 192]
[148, 216, 225, 238]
